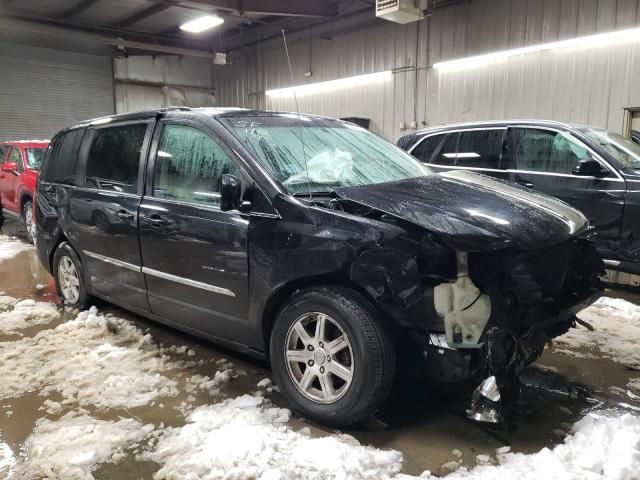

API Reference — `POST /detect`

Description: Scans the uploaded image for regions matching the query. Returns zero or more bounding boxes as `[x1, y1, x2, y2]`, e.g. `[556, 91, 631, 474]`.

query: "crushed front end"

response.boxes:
[419, 234, 603, 424]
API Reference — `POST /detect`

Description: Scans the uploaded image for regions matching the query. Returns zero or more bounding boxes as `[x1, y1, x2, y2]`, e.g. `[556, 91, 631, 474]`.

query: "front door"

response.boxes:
[71, 121, 152, 311]
[139, 120, 250, 342]
[506, 127, 626, 259]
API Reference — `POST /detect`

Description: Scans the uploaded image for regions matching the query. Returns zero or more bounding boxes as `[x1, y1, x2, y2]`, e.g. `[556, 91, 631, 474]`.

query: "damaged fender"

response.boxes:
[349, 247, 424, 324]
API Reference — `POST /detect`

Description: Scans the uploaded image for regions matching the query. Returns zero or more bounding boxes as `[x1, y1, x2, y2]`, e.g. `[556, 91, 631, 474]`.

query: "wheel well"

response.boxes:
[49, 235, 70, 272]
[261, 274, 377, 349]
[20, 194, 32, 215]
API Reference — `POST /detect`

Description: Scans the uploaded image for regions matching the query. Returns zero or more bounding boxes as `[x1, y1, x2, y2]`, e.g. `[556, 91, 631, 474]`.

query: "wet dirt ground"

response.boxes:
[1, 218, 639, 478]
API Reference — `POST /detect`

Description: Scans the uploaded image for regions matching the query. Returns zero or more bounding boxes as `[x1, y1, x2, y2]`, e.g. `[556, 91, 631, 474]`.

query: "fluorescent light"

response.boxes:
[266, 71, 391, 98]
[434, 26, 640, 72]
[444, 152, 480, 158]
[180, 15, 224, 33]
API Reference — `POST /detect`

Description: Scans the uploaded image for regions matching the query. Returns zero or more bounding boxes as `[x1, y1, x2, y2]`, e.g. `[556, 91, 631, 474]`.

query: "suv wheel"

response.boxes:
[270, 287, 395, 427]
[22, 200, 35, 244]
[53, 243, 89, 308]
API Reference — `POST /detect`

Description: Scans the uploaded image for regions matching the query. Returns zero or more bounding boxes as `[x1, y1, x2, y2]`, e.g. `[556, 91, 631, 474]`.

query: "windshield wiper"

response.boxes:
[292, 191, 335, 197]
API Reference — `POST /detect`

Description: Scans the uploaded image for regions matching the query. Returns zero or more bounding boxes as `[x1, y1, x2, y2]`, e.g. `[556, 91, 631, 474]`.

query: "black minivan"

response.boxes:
[398, 121, 640, 281]
[36, 108, 602, 426]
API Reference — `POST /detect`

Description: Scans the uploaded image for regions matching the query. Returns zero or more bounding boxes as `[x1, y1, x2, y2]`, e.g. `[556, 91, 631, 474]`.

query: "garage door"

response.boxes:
[0, 43, 114, 140]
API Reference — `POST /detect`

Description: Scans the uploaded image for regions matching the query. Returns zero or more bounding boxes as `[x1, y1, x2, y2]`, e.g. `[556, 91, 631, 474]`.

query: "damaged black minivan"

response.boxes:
[36, 108, 602, 427]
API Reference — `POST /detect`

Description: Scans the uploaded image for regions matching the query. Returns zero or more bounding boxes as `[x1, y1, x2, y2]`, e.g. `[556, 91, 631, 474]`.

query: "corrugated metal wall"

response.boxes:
[0, 43, 113, 140]
[114, 55, 216, 113]
[213, 0, 640, 141]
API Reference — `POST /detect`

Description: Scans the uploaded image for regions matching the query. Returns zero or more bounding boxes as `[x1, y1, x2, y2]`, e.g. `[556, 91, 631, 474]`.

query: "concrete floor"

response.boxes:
[1, 218, 639, 478]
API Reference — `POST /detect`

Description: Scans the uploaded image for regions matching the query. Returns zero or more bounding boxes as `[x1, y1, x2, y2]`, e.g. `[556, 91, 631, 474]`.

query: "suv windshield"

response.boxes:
[581, 128, 640, 169]
[26, 148, 47, 169]
[222, 115, 431, 194]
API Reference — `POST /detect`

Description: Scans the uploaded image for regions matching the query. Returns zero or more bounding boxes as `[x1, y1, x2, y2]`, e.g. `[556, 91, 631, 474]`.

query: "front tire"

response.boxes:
[53, 243, 89, 308]
[22, 200, 35, 244]
[270, 287, 395, 427]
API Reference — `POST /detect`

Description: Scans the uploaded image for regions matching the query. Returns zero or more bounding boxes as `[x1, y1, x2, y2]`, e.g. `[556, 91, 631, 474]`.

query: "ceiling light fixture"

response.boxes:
[266, 71, 392, 98]
[434, 26, 640, 72]
[180, 15, 224, 33]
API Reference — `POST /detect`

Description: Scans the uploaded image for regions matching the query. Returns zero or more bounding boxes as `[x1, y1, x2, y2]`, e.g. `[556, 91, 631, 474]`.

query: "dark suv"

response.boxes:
[398, 121, 640, 280]
[36, 109, 602, 426]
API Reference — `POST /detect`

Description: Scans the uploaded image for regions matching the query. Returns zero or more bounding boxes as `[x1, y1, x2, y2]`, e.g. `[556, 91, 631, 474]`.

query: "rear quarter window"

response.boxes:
[40, 129, 86, 184]
[410, 134, 446, 164]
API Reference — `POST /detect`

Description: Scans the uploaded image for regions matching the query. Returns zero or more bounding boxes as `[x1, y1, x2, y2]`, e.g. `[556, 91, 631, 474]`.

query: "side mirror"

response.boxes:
[572, 159, 607, 177]
[220, 174, 242, 211]
[1, 162, 18, 174]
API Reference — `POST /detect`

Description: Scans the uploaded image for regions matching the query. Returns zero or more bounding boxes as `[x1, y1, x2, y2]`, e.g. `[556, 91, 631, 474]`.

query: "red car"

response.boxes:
[0, 140, 49, 243]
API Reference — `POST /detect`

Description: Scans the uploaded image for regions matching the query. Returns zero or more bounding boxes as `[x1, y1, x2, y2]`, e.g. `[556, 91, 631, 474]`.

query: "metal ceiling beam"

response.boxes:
[175, 0, 339, 17]
[113, 1, 177, 29]
[58, 0, 102, 19]
[0, 15, 214, 58]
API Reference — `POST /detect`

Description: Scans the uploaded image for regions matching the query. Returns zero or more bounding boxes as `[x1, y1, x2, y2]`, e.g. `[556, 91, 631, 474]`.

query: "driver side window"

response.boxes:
[8, 148, 23, 173]
[511, 128, 596, 175]
[153, 124, 239, 208]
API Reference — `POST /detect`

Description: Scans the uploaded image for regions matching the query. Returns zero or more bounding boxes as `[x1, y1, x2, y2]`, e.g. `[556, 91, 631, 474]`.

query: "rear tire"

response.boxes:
[270, 286, 395, 427]
[22, 200, 35, 244]
[53, 243, 89, 309]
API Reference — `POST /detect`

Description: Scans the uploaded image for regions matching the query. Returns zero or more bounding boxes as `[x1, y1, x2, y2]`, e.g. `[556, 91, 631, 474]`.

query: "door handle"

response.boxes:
[142, 214, 169, 227]
[516, 180, 534, 188]
[116, 210, 135, 221]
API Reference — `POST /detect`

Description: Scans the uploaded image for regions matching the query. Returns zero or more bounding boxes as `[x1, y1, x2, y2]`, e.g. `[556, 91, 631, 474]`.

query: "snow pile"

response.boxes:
[18, 412, 152, 479]
[143, 394, 403, 480]
[0, 306, 179, 409]
[0, 298, 60, 335]
[185, 371, 234, 396]
[438, 412, 640, 480]
[555, 297, 640, 368]
[0, 439, 16, 478]
[0, 235, 33, 262]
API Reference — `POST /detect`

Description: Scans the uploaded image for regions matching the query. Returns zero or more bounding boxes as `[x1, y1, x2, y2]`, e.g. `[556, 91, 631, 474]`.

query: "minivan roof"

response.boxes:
[410, 119, 600, 137]
[70, 107, 337, 131]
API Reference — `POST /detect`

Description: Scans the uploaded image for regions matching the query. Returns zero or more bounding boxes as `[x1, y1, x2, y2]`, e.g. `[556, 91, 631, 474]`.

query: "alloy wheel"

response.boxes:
[284, 312, 354, 404]
[57, 256, 80, 304]
[24, 203, 35, 243]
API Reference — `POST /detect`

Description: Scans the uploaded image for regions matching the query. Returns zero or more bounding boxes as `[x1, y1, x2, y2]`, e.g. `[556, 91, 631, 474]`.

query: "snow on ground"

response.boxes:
[0, 235, 32, 263]
[142, 394, 403, 480]
[432, 411, 640, 480]
[17, 412, 152, 479]
[0, 306, 179, 410]
[0, 438, 16, 479]
[555, 296, 640, 368]
[0, 297, 60, 335]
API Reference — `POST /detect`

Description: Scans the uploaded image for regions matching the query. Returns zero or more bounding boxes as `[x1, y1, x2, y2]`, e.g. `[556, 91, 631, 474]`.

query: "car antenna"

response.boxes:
[281, 29, 312, 199]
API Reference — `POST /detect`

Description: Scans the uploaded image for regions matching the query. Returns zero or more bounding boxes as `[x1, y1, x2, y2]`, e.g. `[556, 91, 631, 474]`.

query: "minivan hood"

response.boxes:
[333, 170, 588, 252]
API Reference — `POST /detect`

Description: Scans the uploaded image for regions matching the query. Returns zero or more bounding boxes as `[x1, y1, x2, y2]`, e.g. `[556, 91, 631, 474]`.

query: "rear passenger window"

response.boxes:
[511, 128, 592, 175]
[456, 130, 503, 169]
[40, 130, 85, 185]
[410, 134, 445, 163]
[153, 124, 239, 207]
[434, 133, 459, 165]
[85, 124, 147, 194]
